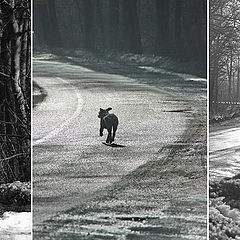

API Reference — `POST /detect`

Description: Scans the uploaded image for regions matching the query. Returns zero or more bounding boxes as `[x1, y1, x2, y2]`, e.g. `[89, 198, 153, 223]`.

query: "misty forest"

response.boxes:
[34, 0, 206, 72]
[0, 0, 31, 184]
[210, 0, 240, 120]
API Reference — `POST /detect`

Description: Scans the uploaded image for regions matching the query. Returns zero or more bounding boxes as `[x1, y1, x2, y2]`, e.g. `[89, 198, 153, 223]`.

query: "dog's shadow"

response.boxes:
[102, 142, 126, 148]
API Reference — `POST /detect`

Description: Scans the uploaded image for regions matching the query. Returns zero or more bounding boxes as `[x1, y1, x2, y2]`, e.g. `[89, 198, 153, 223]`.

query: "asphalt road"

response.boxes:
[33, 57, 206, 239]
[210, 121, 240, 181]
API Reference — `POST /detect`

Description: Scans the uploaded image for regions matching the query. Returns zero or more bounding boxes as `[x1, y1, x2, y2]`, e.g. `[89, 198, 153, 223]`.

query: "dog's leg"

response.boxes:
[112, 126, 117, 143]
[106, 128, 112, 143]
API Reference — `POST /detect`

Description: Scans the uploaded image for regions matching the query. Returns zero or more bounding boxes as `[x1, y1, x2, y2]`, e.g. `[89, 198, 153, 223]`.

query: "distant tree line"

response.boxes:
[0, 0, 31, 183]
[210, 0, 240, 110]
[34, 0, 206, 62]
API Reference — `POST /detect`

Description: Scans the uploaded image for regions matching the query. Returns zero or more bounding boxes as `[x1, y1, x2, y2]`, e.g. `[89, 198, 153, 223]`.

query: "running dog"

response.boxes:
[98, 107, 118, 144]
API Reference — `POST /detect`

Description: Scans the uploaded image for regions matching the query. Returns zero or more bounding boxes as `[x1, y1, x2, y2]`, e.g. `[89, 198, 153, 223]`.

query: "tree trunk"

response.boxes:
[11, 13, 27, 124]
[47, 0, 62, 47]
[96, 0, 105, 49]
[237, 55, 240, 100]
[1, 1, 15, 136]
[174, 0, 183, 56]
[83, 0, 96, 50]
[122, 0, 142, 54]
[34, 2, 51, 46]
[228, 50, 233, 101]
[155, 0, 169, 55]
[109, 0, 120, 50]
[20, 19, 28, 93]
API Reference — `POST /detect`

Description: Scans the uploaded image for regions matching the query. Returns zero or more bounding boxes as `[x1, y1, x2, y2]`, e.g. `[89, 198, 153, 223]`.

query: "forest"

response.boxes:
[34, 0, 206, 66]
[210, 0, 240, 111]
[0, 0, 31, 184]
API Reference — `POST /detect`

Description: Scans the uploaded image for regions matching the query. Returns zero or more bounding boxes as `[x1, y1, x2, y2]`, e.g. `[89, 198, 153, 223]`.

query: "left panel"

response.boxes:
[0, 0, 31, 238]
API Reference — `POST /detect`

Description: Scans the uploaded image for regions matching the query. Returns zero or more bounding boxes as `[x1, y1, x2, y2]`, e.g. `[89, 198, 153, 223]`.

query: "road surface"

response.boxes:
[210, 120, 240, 181]
[33, 56, 206, 239]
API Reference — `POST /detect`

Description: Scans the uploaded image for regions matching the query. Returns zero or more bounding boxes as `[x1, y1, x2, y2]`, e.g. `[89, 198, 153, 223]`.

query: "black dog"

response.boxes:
[98, 107, 118, 144]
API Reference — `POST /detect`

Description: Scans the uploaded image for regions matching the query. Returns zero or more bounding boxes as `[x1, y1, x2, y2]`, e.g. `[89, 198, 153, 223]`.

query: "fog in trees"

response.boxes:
[210, 0, 240, 115]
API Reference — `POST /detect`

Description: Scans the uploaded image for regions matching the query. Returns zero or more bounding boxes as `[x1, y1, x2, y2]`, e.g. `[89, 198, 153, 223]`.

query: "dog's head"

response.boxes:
[98, 107, 112, 118]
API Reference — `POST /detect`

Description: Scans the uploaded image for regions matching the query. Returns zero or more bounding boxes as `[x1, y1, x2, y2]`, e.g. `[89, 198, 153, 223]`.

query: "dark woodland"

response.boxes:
[0, 0, 31, 183]
[34, 0, 206, 64]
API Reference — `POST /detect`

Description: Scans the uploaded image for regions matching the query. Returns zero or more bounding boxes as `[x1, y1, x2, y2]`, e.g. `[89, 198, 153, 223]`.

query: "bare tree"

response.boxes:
[210, 0, 240, 111]
[0, 0, 31, 183]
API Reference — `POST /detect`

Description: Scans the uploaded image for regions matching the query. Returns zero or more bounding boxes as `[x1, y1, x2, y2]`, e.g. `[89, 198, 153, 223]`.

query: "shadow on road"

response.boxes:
[102, 142, 126, 148]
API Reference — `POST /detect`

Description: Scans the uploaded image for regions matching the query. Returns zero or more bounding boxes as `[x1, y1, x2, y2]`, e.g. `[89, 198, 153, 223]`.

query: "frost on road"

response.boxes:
[209, 118, 240, 239]
[210, 125, 240, 180]
[33, 55, 207, 239]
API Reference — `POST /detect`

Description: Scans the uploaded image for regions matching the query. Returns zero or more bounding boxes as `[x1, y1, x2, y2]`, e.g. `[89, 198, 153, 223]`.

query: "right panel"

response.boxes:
[209, 0, 240, 238]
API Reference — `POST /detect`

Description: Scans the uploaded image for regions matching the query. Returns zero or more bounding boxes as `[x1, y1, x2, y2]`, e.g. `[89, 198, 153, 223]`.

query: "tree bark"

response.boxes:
[96, 0, 105, 49]
[20, 19, 28, 93]
[155, 0, 169, 55]
[122, 0, 142, 54]
[228, 50, 233, 101]
[109, 0, 119, 50]
[83, 0, 96, 50]
[1, 1, 15, 136]
[174, 0, 183, 56]
[47, 0, 62, 47]
[237, 55, 240, 100]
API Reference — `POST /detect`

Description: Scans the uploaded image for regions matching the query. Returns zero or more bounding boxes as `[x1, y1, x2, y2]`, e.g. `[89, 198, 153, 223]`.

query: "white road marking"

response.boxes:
[33, 77, 83, 145]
